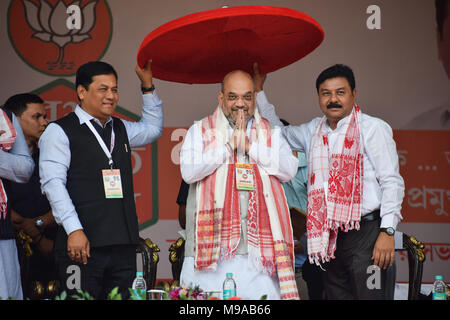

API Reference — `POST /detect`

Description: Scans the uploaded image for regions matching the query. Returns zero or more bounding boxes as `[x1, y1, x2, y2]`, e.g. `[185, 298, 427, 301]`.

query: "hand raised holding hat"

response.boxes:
[253, 62, 267, 92]
[135, 59, 153, 88]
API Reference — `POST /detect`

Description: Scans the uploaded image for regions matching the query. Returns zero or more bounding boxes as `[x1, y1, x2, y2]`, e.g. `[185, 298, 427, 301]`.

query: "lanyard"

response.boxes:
[79, 112, 115, 168]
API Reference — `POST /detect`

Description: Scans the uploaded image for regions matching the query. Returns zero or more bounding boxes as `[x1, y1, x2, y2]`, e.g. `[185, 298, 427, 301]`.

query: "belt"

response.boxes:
[360, 209, 380, 223]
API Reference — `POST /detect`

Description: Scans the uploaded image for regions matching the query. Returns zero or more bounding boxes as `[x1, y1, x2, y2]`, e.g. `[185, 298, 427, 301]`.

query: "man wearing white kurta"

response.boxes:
[180, 70, 299, 300]
[254, 63, 404, 300]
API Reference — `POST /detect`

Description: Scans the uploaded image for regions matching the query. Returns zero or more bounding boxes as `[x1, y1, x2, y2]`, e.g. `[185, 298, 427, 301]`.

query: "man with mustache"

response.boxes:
[255, 63, 404, 300]
[179, 70, 299, 300]
[39, 60, 163, 299]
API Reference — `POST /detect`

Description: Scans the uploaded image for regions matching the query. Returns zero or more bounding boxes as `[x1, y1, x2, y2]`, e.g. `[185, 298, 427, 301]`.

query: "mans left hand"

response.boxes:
[135, 59, 153, 88]
[372, 232, 395, 269]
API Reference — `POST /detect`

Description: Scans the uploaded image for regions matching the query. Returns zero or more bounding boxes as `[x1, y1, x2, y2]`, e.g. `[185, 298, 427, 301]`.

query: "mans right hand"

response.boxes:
[253, 62, 267, 92]
[67, 229, 90, 265]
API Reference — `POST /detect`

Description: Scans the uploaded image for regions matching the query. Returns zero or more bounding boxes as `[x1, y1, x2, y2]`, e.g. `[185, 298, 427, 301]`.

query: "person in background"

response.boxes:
[176, 179, 189, 230]
[4, 93, 58, 299]
[403, 0, 449, 129]
[0, 105, 34, 300]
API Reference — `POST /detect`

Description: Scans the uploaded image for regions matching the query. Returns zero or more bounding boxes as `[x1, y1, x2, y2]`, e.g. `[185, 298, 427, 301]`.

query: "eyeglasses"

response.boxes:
[225, 93, 254, 103]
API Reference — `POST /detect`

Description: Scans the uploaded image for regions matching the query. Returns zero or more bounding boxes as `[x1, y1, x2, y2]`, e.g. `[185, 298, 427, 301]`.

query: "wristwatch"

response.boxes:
[380, 227, 395, 236]
[34, 217, 45, 231]
[141, 84, 155, 94]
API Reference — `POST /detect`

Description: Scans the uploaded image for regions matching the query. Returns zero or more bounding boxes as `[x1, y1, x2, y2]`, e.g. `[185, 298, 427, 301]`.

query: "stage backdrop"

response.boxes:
[1, 0, 448, 287]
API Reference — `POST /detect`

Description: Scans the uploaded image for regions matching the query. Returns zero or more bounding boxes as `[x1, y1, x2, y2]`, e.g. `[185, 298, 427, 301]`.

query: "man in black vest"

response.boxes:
[39, 60, 163, 299]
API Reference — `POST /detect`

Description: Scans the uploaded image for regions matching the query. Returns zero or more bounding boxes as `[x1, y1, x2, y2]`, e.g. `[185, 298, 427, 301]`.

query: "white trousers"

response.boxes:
[180, 254, 281, 300]
[0, 239, 23, 300]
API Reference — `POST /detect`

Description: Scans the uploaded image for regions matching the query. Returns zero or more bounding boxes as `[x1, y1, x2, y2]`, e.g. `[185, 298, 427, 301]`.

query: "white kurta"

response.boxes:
[181, 255, 281, 300]
[0, 240, 23, 300]
[179, 117, 298, 300]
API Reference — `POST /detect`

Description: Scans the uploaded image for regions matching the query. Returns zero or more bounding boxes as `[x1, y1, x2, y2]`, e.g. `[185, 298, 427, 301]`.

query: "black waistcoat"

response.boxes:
[54, 112, 139, 251]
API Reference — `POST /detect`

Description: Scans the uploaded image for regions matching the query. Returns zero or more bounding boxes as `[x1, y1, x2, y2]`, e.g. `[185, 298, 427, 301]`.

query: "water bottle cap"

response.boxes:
[137, 271, 143, 277]
[226, 272, 233, 277]
[435, 275, 443, 280]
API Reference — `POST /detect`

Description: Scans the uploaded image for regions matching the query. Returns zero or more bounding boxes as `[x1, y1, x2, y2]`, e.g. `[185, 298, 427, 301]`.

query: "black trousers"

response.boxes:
[302, 260, 326, 300]
[55, 244, 136, 300]
[323, 218, 394, 300]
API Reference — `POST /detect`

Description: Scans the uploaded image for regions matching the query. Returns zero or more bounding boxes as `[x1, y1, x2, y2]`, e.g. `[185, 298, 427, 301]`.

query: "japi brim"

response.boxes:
[137, 6, 324, 84]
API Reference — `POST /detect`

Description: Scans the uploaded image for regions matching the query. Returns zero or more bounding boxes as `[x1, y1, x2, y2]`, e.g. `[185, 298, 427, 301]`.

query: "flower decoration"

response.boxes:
[166, 286, 208, 300]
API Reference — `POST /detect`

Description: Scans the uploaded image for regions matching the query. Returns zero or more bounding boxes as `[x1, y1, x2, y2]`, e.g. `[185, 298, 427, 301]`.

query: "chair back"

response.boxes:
[395, 232, 426, 300]
[136, 237, 160, 290]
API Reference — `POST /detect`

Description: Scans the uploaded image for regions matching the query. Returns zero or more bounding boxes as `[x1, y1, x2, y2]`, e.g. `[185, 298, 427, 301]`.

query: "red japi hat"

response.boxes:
[137, 6, 324, 84]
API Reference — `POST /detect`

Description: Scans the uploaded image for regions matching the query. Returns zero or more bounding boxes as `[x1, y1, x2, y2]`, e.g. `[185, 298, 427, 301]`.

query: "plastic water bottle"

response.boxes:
[432, 275, 446, 300]
[132, 271, 147, 300]
[222, 272, 237, 300]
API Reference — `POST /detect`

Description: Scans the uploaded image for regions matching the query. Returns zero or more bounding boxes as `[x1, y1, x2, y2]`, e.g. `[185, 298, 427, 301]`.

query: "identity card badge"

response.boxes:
[235, 163, 255, 191]
[102, 169, 124, 198]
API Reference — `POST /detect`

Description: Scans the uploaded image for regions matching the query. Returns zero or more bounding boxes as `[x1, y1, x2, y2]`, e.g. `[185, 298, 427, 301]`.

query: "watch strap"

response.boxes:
[34, 217, 44, 230]
[141, 84, 155, 93]
[380, 227, 395, 236]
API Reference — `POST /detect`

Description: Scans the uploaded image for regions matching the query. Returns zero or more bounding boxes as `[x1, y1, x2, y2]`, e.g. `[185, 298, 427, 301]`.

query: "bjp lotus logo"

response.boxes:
[8, 0, 113, 76]
[23, 0, 98, 65]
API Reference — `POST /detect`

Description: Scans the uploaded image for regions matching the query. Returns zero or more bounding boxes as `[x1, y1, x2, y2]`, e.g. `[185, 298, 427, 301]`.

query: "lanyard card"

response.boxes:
[235, 163, 255, 191]
[102, 169, 123, 199]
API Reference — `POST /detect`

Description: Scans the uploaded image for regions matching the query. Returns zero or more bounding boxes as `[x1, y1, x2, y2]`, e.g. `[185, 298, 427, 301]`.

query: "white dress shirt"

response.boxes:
[257, 91, 404, 229]
[39, 92, 163, 236]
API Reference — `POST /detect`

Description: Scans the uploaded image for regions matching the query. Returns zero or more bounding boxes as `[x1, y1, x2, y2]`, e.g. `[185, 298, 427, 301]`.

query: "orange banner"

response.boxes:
[394, 130, 450, 223]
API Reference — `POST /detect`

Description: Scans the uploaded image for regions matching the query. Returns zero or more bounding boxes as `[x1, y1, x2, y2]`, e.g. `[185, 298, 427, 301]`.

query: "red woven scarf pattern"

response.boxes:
[307, 106, 363, 264]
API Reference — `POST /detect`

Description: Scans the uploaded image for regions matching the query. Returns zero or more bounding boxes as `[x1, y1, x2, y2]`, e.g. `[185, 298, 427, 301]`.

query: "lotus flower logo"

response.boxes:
[22, 0, 98, 69]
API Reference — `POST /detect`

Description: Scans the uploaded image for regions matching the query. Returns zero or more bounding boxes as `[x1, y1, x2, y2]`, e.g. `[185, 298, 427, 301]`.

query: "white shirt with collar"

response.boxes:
[257, 90, 404, 230]
[38, 92, 163, 236]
